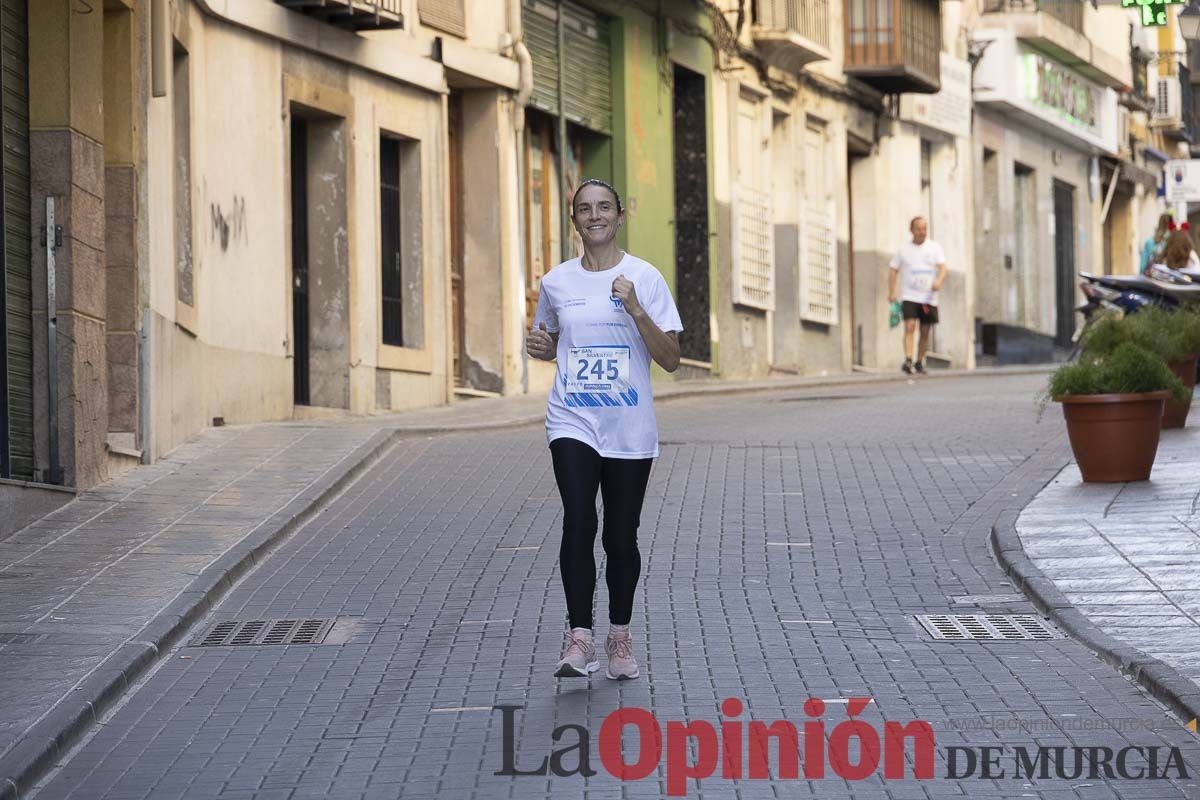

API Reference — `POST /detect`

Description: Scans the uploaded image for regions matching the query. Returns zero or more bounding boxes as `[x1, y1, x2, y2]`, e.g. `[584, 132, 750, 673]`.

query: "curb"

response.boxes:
[387, 365, 1057, 434]
[0, 428, 406, 800]
[991, 510, 1200, 729]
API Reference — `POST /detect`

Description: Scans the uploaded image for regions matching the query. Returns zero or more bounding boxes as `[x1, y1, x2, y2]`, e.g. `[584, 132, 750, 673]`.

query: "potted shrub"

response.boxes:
[1082, 308, 1200, 428]
[1047, 342, 1188, 482]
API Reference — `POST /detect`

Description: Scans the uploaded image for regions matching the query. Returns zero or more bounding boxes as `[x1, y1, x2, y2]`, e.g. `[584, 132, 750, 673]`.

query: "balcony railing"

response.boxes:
[275, 0, 403, 31]
[757, 0, 830, 50]
[844, 0, 941, 94]
[752, 0, 832, 72]
[982, 0, 1084, 35]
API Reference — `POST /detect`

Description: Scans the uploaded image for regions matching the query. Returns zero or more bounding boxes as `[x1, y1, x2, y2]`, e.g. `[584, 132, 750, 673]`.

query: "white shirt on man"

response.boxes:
[532, 252, 683, 459]
[889, 239, 946, 306]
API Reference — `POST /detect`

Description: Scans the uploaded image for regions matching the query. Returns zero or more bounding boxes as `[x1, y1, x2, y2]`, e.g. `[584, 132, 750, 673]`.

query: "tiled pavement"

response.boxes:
[22, 374, 1200, 799]
[1018, 425, 1200, 688]
[0, 365, 1047, 798]
[0, 423, 392, 769]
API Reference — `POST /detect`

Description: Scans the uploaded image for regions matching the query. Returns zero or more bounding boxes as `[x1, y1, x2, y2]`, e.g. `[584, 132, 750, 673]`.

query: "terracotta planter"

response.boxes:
[1163, 355, 1199, 429]
[1058, 392, 1168, 482]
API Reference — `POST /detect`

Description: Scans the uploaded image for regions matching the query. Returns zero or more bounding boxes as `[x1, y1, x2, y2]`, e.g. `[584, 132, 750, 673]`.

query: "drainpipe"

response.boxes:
[508, 0, 534, 391]
[44, 198, 60, 484]
[556, 6, 571, 262]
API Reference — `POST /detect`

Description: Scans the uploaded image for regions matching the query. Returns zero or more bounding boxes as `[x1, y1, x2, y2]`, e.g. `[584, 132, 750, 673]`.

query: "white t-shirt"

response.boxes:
[889, 239, 947, 306]
[532, 253, 683, 459]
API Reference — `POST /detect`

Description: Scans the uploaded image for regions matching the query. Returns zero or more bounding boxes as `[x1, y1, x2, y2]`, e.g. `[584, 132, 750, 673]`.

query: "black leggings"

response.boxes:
[550, 437, 654, 629]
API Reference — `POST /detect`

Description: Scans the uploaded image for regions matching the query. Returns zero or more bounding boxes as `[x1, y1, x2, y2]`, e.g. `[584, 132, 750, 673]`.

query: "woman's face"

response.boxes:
[572, 184, 623, 247]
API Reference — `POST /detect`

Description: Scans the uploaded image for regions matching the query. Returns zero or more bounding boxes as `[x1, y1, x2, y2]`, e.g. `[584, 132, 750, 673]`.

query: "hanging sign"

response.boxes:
[1165, 159, 1200, 202]
[1123, 0, 1184, 27]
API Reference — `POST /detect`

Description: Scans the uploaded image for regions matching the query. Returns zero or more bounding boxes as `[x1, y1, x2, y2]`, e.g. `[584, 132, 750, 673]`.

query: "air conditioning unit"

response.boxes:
[1154, 77, 1181, 123]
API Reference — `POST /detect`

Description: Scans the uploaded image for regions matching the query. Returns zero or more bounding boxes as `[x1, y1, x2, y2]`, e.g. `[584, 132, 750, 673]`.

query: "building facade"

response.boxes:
[2, 0, 1188, 492]
[970, 0, 1175, 360]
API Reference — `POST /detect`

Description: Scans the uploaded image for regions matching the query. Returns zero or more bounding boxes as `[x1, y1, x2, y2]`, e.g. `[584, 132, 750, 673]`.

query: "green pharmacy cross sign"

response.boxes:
[1124, 0, 1185, 27]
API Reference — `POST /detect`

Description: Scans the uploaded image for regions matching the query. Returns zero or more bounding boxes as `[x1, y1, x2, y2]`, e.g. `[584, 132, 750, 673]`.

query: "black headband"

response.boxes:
[572, 178, 624, 214]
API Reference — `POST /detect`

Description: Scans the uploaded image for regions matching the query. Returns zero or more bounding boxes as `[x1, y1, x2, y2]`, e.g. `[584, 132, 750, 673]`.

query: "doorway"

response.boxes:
[289, 107, 350, 409]
[1053, 180, 1076, 347]
[289, 116, 310, 406]
[672, 63, 710, 363]
[1014, 164, 1035, 327]
[448, 91, 466, 387]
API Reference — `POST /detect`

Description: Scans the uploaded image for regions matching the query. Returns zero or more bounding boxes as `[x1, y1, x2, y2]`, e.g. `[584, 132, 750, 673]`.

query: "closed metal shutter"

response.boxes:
[418, 0, 466, 37]
[561, 3, 610, 135]
[524, 0, 560, 118]
[522, 0, 611, 135]
[0, 0, 31, 480]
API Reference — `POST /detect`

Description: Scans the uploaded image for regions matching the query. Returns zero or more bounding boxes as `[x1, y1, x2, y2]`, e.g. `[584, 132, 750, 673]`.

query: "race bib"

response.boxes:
[567, 346, 630, 394]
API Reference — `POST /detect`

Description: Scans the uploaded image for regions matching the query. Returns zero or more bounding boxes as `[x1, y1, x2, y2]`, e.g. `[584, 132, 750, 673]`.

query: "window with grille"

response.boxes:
[799, 120, 835, 324]
[380, 134, 423, 348]
[800, 199, 837, 324]
[732, 184, 775, 310]
[418, 0, 466, 37]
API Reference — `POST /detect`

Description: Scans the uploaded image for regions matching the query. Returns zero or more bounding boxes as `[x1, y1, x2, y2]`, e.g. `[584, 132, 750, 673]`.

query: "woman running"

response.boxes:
[526, 179, 682, 680]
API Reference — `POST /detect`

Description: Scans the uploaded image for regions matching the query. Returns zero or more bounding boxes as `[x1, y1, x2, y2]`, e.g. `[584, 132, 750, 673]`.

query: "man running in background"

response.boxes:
[887, 216, 947, 375]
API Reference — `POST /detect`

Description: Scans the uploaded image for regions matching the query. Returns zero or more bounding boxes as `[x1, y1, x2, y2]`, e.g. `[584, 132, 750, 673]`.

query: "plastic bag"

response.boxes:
[889, 301, 902, 329]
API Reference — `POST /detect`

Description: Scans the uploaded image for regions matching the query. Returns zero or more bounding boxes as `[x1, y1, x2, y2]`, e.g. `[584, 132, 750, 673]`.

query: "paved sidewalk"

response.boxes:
[0, 365, 1048, 797]
[1015, 422, 1200, 722]
[21, 374, 1200, 799]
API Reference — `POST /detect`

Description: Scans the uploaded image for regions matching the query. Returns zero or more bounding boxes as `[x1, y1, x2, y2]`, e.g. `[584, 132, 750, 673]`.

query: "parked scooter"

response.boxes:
[1075, 266, 1200, 340]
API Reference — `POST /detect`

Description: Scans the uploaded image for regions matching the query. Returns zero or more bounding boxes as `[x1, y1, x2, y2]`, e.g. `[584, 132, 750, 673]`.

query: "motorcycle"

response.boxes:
[1074, 265, 1200, 342]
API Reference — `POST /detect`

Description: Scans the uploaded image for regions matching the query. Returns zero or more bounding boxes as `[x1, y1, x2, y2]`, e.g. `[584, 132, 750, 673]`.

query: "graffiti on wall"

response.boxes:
[210, 196, 247, 251]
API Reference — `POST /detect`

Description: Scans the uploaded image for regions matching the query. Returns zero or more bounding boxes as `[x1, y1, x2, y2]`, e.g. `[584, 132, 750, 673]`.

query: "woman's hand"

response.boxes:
[526, 322, 556, 361]
[611, 275, 643, 316]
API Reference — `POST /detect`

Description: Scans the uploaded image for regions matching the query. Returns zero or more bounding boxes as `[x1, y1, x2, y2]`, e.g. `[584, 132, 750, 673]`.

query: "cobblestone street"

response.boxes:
[26, 375, 1200, 799]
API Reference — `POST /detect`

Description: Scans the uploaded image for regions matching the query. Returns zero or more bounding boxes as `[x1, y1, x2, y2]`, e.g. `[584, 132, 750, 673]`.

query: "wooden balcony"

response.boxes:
[751, 0, 832, 73]
[844, 0, 940, 94]
[275, 0, 403, 31]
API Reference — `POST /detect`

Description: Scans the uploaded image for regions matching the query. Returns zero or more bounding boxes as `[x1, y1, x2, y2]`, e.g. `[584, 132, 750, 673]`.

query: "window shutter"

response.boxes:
[799, 199, 837, 325]
[732, 184, 774, 311]
[524, 0, 560, 116]
[560, 2, 612, 135]
[522, 0, 612, 135]
[418, 0, 466, 37]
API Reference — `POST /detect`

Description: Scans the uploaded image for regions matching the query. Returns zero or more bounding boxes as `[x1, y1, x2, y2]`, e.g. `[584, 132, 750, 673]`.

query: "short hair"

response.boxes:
[910, 216, 927, 229]
[571, 178, 624, 215]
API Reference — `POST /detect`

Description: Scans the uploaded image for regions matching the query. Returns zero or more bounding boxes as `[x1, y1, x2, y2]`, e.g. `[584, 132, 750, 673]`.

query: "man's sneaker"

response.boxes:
[902, 359, 914, 375]
[605, 625, 640, 680]
[914, 361, 926, 375]
[555, 629, 599, 678]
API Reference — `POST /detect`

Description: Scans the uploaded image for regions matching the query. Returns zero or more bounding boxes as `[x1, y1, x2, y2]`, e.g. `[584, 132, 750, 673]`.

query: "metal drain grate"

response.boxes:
[195, 618, 335, 647]
[917, 614, 1060, 641]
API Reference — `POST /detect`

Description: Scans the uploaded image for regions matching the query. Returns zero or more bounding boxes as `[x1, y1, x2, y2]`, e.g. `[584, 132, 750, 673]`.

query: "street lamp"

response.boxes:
[1180, 3, 1200, 42]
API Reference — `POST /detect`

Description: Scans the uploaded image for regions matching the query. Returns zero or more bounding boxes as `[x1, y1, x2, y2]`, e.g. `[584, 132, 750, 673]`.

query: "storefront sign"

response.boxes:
[973, 30, 1118, 153]
[900, 55, 971, 139]
[1022, 51, 1102, 139]
[1165, 159, 1200, 202]
[1122, 0, 1184, 27]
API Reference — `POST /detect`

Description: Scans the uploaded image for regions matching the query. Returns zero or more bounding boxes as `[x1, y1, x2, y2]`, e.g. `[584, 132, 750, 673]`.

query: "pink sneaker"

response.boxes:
[605, 625, 640, 680]
[555, 628, 599, 678]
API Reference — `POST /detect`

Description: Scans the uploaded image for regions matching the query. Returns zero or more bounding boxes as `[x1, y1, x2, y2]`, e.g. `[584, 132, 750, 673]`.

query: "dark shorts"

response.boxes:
[901, 301, 939, 325]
